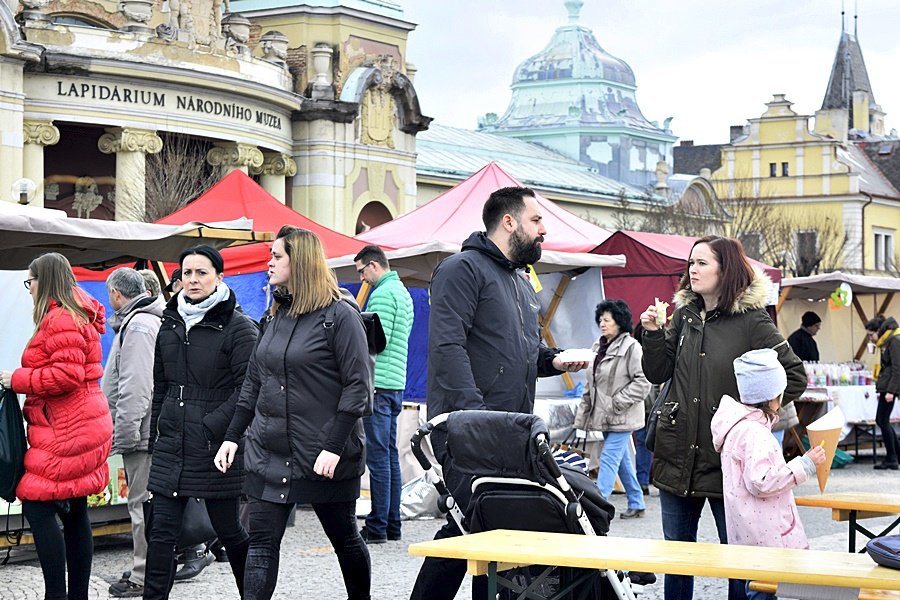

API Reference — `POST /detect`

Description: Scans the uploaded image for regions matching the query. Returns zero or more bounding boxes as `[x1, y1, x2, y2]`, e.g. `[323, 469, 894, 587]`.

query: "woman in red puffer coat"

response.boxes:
[0, 252, 112, 600]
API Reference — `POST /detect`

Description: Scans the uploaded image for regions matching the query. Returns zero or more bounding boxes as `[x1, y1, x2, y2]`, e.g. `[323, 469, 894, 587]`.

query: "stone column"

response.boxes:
[251, 152, 297, 203]
[98, 127, 162, 222]
[206, 142, 263, 175]
[22, 120, 59, 208]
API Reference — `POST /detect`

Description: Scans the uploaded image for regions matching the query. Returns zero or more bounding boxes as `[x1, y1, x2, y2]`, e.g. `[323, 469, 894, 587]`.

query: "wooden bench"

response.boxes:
[796, 492, 900, 553]
[750, 581, 900, 599]
[409, 529, 900, 600]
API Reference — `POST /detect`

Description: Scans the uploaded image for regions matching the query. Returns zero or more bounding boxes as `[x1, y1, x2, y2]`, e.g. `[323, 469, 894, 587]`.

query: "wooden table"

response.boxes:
[409, 529, 900, 599]
[797, 492, 900, 553]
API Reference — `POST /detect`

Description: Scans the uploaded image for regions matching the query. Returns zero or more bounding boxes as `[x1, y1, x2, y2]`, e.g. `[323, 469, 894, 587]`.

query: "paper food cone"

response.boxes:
[806, 406, 845, 493]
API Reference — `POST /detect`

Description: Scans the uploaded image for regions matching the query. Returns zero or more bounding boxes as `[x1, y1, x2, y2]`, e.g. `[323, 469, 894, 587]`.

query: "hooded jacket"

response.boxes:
[148, 290, 258, 499]
[426, 232, 562, 421]
[12, 289, 112, 501]
[711, 395, 811, 549]
[641, 270, 806, 498]
[102, 294, 165, 455]
[574, 334, 650, 433]
[875, 316, 900, 395]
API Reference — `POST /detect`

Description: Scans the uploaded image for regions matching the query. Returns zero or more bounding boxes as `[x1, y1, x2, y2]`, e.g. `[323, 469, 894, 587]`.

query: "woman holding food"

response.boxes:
[573, 299, 650, 518]
[639, 236, 806, 600]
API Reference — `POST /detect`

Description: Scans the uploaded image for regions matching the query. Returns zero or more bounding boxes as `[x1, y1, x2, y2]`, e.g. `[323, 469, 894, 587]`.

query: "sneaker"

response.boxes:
[359, 526, 387, 544]
[640, 484, 650, 496]
[620, 508, 646, 519]
[109, 579, 143, 598]
[386, 531, 402, 541]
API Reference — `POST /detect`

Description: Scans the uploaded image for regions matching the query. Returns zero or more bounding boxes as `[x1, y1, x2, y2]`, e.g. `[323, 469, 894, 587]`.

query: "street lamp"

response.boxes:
[11, 178, 36, 205]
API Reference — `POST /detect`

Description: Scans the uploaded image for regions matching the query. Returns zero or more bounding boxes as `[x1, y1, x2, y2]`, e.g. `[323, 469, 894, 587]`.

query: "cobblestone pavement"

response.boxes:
[2, 460, 898, 599]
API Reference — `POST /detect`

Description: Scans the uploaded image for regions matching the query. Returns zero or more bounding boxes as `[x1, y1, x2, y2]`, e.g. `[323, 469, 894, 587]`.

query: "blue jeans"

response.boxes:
[363, 390, 403, 539]
[659, 489, 747, 600]
[596, 431, 645, 510]
[634, 426, 652, 486]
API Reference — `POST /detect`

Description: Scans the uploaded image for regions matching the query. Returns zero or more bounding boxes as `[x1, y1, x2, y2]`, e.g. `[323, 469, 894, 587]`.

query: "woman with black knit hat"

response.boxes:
[143, 245, 258, 599]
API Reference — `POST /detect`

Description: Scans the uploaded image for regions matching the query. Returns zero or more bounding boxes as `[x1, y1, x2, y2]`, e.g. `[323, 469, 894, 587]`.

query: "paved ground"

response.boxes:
[2, 456, 899, 599]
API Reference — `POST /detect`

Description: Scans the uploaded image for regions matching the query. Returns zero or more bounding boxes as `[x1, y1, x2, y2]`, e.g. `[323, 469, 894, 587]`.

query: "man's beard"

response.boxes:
[509, 227, 543, 266]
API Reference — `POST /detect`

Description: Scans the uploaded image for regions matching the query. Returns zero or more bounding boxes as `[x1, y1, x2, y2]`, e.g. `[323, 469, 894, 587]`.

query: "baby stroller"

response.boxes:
[411, 410, 637, 600]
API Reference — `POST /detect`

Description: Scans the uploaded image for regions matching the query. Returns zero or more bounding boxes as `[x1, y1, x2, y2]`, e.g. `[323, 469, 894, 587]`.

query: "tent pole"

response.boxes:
[540, 275, 573, 390]
[152, 261, 173, 301]
[775, 286, 791, 315]
[356, 282, 371, 307]
[853, 292, 896, 360]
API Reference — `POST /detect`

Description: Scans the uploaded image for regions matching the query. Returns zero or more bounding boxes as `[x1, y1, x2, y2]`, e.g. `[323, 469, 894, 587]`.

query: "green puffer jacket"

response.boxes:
[641, 271, 806, 499]
[367, 271, 414, 390]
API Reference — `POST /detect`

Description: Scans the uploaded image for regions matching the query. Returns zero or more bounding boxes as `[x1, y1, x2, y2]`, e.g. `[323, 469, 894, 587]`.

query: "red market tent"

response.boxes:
[156, 170, 368, 274]
[76, 170, 368, 281]
[356, 162, 614, 253]
[596, 230, 782, 324]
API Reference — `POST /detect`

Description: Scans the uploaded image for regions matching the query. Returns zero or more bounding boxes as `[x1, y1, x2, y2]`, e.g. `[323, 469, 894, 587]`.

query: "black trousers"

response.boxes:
[409, 515, 488, 600]
[876, 392, 899, 464]
[21, 497, 93, 600]
[244, 498, 371, 600]
[143, 494, 249, 599]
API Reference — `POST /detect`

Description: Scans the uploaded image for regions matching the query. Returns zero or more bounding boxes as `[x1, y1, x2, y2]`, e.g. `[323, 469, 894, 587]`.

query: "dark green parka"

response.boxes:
[641, 271, 806, 499]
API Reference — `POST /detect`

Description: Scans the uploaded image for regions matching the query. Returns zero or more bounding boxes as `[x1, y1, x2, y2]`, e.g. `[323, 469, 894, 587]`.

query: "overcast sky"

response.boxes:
[400, 0, 900, 145]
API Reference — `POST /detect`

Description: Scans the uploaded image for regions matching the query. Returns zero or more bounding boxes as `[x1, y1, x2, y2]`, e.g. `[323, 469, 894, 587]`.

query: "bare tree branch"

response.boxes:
[144, 134, 223, 222]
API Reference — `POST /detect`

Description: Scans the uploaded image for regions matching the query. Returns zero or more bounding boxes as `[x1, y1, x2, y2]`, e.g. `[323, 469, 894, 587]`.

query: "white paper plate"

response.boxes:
[556, 348, 596, 363]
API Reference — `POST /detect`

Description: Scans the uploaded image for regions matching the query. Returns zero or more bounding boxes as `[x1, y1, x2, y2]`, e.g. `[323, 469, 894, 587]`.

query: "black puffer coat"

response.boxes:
[225, 299, 370, 504]
[641, 271, 806, 499]
[148, 290, 258, 499]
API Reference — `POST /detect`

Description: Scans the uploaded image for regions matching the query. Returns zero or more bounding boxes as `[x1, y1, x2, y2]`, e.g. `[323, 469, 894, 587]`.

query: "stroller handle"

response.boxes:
[410, 413, 450, 473]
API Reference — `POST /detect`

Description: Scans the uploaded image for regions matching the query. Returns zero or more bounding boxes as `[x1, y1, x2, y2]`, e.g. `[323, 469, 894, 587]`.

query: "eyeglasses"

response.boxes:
[23, 277, 37, 290]
[356, 262, 372, 276]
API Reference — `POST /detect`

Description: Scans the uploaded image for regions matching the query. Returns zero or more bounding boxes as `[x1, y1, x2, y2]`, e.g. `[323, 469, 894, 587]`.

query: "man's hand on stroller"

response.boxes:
[314, 450, 340, 479]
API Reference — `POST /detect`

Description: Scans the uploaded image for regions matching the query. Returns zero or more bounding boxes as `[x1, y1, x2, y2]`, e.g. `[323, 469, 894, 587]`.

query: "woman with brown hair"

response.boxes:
[215, 226, 372, 600]
[866, 314, 900, 470]
[0, 252, 112, 600]
[639, 236, 806, 600]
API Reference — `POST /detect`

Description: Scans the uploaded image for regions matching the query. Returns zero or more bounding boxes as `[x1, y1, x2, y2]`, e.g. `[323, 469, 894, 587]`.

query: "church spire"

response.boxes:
[821, 23, 874, 111]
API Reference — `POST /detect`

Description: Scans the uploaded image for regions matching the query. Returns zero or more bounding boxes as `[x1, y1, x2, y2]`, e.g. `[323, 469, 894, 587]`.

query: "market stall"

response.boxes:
[0, 204, 271, 541]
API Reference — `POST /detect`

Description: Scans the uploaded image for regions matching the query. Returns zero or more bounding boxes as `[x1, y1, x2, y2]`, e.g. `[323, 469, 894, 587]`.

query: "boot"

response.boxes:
[174, 544, 214, 581]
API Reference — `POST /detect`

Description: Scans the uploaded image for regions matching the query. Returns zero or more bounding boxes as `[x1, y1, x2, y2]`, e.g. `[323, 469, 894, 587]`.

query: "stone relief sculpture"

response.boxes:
[72, 177, 105, 219]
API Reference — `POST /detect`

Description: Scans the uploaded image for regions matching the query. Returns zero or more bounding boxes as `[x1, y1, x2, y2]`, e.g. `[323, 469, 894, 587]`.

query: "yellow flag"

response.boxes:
[526, 265, 542, 293]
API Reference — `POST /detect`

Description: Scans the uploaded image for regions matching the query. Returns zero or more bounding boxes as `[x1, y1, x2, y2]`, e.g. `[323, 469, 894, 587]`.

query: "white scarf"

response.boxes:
[177, 283, 231, 333]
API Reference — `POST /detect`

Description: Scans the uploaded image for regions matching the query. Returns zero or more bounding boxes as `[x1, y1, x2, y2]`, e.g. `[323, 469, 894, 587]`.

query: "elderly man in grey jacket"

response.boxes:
[102, 268, 165, 598]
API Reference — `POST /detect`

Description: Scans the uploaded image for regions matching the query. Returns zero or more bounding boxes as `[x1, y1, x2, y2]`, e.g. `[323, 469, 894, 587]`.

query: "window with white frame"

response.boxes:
[874, 228, 895, 271]
[795, 230, 819, 276]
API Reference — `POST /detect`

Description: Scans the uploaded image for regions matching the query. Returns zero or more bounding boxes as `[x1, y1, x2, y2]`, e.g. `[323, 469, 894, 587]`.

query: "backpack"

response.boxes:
[323, 290, 385, 416]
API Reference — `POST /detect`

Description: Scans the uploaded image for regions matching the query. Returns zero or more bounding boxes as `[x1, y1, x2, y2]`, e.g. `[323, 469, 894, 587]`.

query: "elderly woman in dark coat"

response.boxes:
[215, 226, 372, 600]
[144, 245, 258, 600]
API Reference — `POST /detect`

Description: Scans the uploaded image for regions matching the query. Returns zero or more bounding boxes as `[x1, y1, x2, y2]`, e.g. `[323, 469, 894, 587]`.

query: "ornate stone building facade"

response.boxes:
[0, 0, 429, 234]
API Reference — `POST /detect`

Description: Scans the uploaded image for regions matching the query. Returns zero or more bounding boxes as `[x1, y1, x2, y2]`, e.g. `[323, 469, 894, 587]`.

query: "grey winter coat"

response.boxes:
[641, 271, 806, 499]
[102, 294, 164, 455]
[574, 334, 650, 433]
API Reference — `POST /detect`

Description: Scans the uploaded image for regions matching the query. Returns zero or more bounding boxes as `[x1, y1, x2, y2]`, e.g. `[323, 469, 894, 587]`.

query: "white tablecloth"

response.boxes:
[811, 386, 900, 440]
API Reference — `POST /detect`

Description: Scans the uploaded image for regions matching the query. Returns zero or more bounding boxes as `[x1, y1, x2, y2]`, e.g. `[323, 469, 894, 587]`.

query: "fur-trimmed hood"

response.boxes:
[673, 268, 773, 315]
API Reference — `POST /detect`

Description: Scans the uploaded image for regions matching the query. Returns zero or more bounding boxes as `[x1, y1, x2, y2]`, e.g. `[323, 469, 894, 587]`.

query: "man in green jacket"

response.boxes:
[354, 245, 415, 544]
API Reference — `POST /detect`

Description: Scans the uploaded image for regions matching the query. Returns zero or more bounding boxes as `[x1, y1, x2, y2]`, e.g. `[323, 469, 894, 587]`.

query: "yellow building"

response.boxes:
[0, 0, 430, 234]
[680, 27, 900, 276]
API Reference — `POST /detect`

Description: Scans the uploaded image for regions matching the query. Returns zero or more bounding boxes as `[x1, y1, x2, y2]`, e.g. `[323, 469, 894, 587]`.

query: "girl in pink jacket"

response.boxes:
[711, 349, 825, 600]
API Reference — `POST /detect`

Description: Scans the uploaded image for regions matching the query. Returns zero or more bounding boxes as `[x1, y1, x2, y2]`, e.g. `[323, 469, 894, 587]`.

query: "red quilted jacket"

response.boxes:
[11, 288, 113, 501]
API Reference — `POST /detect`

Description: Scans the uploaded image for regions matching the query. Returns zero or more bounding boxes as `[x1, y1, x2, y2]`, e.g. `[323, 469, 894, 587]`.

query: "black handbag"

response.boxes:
[0, 387, 27, 502]
[644, 380, 670, 453]
[143, 496, 217, 548]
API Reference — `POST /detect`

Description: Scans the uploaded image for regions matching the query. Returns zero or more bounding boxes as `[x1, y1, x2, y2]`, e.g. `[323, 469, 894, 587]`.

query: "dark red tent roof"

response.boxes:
[357, 162, 612, 253]
[596, 230, 782, 323]
[76, 170, 368, 280]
